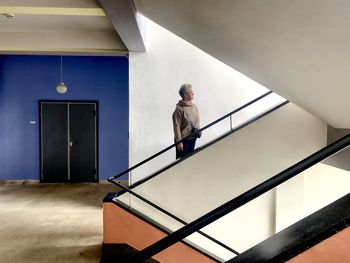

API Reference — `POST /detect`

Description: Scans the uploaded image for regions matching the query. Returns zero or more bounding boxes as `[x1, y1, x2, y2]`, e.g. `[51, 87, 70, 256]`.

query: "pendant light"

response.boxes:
[56, 56, 68, 94]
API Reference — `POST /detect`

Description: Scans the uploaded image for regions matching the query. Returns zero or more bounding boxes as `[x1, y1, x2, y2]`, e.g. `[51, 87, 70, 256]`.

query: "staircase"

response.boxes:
[228, 193, 350, 262]
[103, 193, 220, 262]
[102, 94, 349, 262]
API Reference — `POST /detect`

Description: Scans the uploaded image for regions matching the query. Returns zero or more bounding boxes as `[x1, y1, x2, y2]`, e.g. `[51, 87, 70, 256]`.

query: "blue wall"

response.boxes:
[0, 55, 128, 180]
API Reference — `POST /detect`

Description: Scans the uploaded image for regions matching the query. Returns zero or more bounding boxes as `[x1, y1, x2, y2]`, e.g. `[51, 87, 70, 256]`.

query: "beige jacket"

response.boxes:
[172, 100, 200, 142]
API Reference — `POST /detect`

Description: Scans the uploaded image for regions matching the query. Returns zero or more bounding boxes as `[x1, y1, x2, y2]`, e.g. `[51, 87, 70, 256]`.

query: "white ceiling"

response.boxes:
[1, 0, 349, 128]
[0, 0, 126, 55]
[134, 0, 350, 128]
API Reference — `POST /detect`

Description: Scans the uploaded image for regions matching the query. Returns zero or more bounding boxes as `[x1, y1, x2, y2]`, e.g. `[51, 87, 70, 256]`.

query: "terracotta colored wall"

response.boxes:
[287, 226, 350, 263]
[103, 203, 216, 263]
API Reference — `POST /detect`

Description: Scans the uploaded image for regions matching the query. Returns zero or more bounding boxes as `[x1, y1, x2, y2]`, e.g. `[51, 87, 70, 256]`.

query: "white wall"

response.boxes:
[119, 103, 327, 258]
[128, 17, 283, 183]
[304, 163, 350, 216]
[275, 162, 350, 233]
[276, 173, 305, 232]
[126, 17, 330, 259]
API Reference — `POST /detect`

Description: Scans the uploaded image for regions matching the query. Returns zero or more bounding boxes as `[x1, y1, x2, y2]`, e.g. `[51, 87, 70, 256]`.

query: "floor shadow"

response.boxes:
[0, 183, 121, 208]
[10, 244, 102, 263]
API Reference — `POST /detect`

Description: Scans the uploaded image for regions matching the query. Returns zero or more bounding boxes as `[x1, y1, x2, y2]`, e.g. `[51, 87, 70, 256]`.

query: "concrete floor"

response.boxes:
[0, 182, 119, 263]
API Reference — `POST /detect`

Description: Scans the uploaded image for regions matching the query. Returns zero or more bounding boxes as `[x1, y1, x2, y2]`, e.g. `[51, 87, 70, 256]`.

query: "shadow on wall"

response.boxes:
[323, 125, 350, 171]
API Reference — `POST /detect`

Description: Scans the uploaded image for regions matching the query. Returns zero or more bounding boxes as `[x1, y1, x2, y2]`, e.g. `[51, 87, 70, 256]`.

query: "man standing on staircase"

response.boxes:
[172, 83, 200, 159]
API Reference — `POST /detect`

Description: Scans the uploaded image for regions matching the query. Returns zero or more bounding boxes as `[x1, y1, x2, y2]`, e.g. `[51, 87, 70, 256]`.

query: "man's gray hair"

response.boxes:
[179, 83, 192, 98]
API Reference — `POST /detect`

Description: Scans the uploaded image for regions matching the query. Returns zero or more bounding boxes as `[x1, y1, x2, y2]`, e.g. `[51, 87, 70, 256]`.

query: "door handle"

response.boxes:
[69, 140, 76, 147]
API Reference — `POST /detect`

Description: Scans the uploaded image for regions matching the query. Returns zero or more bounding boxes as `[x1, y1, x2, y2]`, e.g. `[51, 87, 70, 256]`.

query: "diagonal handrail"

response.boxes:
[125, 100, 288, 190]
[110, 179, 240, 256]
[118, 133, 350, 263]
[108, 90, 273, 182]
[108, 96, 288, 259]
[110, 100, 288, 258]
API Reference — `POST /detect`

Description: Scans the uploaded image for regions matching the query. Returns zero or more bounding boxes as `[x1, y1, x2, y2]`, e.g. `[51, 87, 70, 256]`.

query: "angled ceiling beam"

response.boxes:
[99, 0, 146, 52]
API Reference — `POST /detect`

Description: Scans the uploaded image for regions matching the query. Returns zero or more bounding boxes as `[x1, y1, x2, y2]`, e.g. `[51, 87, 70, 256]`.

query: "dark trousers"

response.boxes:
[176, 138, 197, 159]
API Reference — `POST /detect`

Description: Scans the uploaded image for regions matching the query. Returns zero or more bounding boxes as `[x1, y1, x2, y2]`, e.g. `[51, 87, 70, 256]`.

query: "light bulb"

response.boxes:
[56, 82, 68, 94]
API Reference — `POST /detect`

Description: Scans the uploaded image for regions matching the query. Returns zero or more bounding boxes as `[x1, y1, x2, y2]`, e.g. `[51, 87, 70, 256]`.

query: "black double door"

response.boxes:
[40, 102, 97, 182]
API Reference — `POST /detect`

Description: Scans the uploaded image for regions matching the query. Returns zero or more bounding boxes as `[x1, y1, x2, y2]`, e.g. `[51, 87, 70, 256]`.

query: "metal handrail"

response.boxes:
[107, 90, 280, 259]
[118, 133, 350, 263]
[108, 90, 273, 182]
[125, 100, 288, 190]
[110, 179, 240, 256]
[108, 99, 288, 259]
